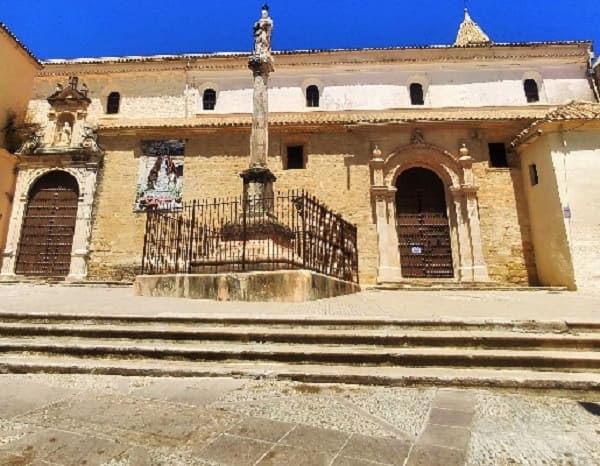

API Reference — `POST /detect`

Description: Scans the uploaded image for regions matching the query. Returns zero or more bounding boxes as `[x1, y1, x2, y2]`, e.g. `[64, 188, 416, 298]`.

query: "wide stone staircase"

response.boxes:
[0, 312, 599, 392]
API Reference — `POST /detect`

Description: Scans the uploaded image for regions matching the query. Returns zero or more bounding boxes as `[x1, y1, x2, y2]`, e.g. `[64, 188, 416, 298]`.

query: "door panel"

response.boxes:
[396, 168, 453, 279]
[16, 172, 79, 278]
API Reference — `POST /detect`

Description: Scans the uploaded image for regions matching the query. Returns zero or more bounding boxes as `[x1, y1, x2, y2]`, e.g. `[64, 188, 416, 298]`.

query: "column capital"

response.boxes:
[371, 186, 396, 200]
[450, 185, 479, 197]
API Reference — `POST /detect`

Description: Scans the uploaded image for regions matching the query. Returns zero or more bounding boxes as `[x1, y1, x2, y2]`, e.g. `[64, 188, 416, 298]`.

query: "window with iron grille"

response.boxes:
[410, 83, 424, 105]
[203, 89, 217, 110]
[524, 79, 540, 103]
[107, 92, 120, 114]
[306, 85, 320, 107]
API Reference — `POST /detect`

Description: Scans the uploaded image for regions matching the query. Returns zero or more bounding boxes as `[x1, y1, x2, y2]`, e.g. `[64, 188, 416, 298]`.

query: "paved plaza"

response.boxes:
[0, 374, 599, 466]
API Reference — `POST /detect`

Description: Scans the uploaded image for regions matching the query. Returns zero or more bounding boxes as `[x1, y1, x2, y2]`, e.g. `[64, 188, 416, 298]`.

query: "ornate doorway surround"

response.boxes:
[370, 139, 489, 283]
[0, 76, 102, 281]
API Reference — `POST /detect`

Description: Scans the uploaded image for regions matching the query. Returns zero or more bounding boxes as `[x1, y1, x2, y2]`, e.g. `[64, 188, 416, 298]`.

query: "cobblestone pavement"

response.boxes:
[0, 374, 598, 465]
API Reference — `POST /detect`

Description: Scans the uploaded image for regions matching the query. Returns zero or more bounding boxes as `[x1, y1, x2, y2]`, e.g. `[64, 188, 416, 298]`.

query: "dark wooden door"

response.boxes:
[16, 171, 79, 278]
[396, 168, 454, 278]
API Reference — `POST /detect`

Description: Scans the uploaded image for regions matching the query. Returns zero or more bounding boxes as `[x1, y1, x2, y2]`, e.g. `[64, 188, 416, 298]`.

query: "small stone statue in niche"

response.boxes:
[58, 121, 72, 146]
[253, 4, 273, 57]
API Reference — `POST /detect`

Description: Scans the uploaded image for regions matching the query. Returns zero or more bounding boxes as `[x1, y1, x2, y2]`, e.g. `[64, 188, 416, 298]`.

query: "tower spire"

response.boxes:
[454, 4, 492, 46]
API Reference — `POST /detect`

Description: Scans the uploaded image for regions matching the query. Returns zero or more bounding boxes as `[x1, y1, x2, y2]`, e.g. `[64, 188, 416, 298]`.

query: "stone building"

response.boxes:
[0, 23, 42, 268]
[2, 10, 600, 290]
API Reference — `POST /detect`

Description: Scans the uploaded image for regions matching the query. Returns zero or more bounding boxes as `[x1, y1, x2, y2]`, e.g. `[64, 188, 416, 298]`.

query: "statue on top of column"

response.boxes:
[253, 4, 273, 59]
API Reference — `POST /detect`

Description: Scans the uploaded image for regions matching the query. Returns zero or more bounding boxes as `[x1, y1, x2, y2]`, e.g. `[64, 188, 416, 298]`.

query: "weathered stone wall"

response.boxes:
[88, 126, 535, 286]
[475, 162, 537, 285]
[87, 136, 146, 280]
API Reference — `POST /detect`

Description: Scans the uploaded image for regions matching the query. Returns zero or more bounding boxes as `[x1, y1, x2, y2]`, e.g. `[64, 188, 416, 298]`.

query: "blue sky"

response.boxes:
[1, 1, 599, 60]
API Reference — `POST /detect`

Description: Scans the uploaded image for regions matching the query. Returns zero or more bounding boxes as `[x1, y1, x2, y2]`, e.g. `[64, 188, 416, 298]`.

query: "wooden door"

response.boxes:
[396, 167, 454, 278]
[15, 171, 79, 278]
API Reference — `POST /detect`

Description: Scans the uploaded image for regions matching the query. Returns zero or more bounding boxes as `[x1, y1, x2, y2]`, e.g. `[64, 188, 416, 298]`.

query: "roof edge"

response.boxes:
[0, 22, 43, 68]
[41, 41, 593, 66]
[511, 100, 600, 147]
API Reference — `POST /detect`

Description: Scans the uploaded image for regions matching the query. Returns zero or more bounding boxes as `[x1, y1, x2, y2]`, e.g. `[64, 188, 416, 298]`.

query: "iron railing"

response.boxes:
[141, 190, 359, 283]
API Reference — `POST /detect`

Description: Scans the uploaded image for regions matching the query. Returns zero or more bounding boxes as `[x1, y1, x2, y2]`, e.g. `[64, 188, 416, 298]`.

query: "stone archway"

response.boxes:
[15, 171, 79, 278]
[370, 142, 489, 283]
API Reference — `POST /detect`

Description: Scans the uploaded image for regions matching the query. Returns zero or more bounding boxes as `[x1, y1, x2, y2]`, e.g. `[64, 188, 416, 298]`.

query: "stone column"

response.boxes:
[446, 147, 489, 283]
[0, 169, 30, 279]
[463, 186, 489, 282]
[370, 146, 402, 283]
[240, 6, 276, 218]
[450, 187, 473, 282]
[67, 167, 98, 280]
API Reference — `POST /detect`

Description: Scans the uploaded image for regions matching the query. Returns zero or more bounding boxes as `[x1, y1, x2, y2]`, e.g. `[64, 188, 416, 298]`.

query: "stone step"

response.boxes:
[1, 355, 599, 392]
[2, 312, 598, 333]
[369, 283, 569, 292]
[0, 323, 598, 350]
[1, 339, 599, 370]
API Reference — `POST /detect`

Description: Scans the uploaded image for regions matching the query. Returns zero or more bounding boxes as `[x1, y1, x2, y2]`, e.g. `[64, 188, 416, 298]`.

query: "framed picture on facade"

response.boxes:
[135, 140, 185, 211]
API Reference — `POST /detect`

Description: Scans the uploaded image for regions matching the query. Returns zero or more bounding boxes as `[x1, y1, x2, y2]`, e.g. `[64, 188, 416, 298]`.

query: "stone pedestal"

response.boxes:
[240, 166, 276, 221]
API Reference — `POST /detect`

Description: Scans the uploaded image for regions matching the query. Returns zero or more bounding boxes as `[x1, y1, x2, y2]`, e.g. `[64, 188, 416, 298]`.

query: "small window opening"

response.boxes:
[488, 143, 509, 168]
[107, 92, 120, 114]
[203, 89, 217, 110]
[529, 164, 539, 186]
[410, 83, 424, 106]
[286, 146, 305, 170]
[306, 85, 320, 108]
[524, 79, 540, 103]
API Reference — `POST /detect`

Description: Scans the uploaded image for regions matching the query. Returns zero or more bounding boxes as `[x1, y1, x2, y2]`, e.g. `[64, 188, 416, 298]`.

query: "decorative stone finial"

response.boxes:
[454, 8, 492, 47]
[372, 145, 383, 160]
[459, 143, 474, 166]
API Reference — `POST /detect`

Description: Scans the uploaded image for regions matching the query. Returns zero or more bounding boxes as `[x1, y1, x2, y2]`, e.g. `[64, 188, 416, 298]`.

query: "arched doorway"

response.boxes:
[395, 167, 454, 278]
[15, 171, 79, 278]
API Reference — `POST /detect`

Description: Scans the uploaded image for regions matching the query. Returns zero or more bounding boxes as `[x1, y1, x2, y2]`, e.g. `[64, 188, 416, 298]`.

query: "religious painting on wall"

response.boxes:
[134, 140, 185, 211]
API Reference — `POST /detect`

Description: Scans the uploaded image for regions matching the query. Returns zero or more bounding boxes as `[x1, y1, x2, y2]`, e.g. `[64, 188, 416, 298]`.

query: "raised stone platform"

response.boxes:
[133, 270, 360, 302]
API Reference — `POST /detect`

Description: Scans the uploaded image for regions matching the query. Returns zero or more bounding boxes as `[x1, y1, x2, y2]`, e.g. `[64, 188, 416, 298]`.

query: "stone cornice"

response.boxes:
[39, 42, 592, 77]
[96, 107, 550, 134]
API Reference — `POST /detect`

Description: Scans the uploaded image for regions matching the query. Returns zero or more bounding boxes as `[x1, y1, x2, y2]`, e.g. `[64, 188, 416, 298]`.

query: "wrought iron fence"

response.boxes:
[141, 190, 359, 283]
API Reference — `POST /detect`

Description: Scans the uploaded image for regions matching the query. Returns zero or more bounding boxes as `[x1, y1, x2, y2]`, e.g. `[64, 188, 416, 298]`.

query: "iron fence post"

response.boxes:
[242, 195, 247, 272]
[188, 201, 196, 274]
[141, 210, 152, 275]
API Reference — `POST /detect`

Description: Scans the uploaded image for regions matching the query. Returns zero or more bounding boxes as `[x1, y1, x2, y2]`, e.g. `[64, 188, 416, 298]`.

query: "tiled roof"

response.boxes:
[454, 9, 492, 47]
[98, 107, 551, 132]
[511, 101, 600, 146]
[0, 22, 42, 67]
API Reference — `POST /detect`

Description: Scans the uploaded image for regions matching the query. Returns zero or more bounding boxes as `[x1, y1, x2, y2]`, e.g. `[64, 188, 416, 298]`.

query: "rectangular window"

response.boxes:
[286, 146, 305, 169]
[488, 143, 508, 168]
[529, 164, 539, 186]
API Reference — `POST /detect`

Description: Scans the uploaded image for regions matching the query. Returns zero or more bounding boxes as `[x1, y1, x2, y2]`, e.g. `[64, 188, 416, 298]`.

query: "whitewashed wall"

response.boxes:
[26, 60, 594, 123]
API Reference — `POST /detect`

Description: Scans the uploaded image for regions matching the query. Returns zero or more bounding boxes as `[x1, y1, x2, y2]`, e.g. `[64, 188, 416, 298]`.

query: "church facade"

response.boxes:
[2, 11, 600, 291]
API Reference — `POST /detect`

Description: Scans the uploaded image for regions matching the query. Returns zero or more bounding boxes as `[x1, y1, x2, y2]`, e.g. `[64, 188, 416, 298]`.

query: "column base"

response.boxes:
[377, 266, 404, 284]
[458, 265, 490, 282]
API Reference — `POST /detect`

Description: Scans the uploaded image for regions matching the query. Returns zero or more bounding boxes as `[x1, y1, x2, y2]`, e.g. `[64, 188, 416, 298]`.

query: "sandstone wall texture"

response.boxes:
[88, 127, 534, 285]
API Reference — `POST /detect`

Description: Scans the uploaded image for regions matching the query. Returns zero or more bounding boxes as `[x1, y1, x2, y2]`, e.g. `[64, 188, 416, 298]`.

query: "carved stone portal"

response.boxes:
[370, 141, 489, 283]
